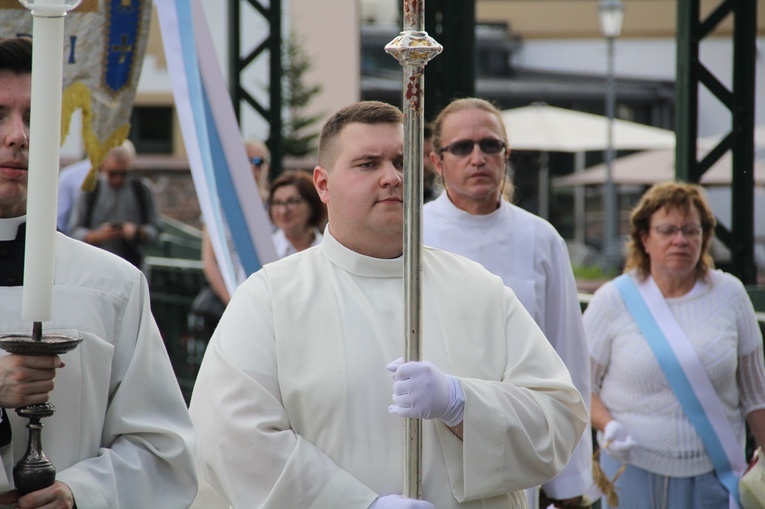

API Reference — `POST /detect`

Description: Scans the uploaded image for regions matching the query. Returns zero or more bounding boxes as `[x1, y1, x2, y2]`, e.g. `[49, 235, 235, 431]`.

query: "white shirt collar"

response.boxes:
[431, 190, 507, 226]
[0, 216, 26, 241]
[319, 226, 402, 278]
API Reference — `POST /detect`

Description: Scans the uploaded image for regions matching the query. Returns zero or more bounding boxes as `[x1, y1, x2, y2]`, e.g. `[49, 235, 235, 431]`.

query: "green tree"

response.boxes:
[282, 35, 323, 158]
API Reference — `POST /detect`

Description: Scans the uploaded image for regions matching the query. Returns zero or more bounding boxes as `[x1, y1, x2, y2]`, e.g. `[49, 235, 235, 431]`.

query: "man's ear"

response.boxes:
[430, 151, 443, 178]
[313, 166, 330, 204]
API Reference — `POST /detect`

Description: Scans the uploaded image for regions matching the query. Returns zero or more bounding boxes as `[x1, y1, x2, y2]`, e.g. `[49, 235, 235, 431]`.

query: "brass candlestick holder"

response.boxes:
[0, 322, 82, 495]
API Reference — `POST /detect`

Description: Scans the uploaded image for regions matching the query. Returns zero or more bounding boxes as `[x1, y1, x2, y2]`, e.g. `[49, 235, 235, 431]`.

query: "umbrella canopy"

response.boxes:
[502, 103, 676, 152]
[553, 148, 765, 187]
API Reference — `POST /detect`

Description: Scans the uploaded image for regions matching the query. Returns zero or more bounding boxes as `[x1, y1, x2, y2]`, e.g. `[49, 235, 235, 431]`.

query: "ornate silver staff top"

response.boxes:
[384, 0, 442, 501]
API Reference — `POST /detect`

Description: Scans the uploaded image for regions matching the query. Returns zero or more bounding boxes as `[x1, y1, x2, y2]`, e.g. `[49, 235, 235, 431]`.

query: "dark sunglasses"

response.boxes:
[250, 157, 265, 167]
[439, 138, 506, 157]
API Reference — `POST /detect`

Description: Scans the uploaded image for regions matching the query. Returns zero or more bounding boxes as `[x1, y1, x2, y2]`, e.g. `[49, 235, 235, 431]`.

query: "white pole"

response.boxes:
[21, 0, 81, 323]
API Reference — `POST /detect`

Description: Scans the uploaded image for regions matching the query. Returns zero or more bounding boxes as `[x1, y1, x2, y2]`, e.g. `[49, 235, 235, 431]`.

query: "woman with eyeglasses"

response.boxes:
[268, 170, 326, 259]
[584, 181, 765, 508]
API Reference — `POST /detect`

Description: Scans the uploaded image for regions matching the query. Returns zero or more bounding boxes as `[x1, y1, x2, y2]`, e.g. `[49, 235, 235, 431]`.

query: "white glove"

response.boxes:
[599, 420, 638, 464]
[386, 357, 464, 427]
[369, 494, 436, 509]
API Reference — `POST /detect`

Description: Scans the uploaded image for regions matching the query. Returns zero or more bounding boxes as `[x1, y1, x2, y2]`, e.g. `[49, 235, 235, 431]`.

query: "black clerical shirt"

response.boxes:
[0, 223, 25, 287]
[0, 223, 26, 446]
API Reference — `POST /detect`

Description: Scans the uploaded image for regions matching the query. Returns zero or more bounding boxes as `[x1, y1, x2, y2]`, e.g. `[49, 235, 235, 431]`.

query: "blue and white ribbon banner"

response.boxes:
[156, 0, 277, 294]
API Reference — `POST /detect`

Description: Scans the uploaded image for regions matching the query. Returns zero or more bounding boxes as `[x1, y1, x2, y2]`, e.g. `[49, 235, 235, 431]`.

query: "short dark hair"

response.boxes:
[268, 170, 326, 229]
[318, 101, 403, 168]
[0, 37, 32, 75]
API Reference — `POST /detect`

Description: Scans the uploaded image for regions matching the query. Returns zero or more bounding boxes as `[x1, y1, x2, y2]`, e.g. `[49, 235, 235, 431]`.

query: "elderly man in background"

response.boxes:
[69, 139, 161, 269]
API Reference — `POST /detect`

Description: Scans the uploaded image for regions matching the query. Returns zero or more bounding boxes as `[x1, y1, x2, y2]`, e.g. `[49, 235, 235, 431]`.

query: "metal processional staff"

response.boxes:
[384, 0, 442, 500]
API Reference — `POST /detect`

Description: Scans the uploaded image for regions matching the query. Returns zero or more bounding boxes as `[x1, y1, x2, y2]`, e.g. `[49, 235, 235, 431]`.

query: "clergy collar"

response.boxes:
[0, 216, 26, 241]
[319, 226, 402, 278]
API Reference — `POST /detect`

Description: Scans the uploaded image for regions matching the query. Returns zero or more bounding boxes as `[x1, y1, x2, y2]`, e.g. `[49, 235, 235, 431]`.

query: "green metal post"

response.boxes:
[424, 0, 475, 122]
[227, 0, 283, 180]
[730, 0, 756, 284]
[228, 0, 241, 122]
[267, 0, 283, 180]
[675, 0, 757, 283]
[674, 0, 698, 183]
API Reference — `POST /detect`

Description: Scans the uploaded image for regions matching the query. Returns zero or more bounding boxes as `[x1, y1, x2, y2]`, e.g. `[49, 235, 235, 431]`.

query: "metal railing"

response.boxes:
[145, 255, 205, 403]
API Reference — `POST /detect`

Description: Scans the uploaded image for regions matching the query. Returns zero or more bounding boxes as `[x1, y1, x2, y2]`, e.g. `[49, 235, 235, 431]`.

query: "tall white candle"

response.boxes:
[21, 1, 68, 322]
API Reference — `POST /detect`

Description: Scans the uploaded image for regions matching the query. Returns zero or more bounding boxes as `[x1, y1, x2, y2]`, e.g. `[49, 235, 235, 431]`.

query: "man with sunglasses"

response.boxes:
[423, 98, 594, 509]
[69, 140, 161, 270]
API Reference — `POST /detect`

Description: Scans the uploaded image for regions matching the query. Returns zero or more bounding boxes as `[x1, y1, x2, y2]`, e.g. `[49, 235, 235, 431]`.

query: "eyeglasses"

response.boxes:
[271, 197, 303, 209]
[250, 157, 265, 168]
[439, 138, 506, 157]
[106, 170, 127, 178]
[652, 224, 703, 239]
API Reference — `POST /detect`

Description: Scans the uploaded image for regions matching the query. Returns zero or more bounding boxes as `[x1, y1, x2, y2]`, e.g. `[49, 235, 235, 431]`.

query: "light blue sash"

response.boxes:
[614, 274, 744, 508]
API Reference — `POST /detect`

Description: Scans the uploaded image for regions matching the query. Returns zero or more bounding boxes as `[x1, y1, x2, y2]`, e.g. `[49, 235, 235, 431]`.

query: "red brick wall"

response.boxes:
[132, 158, 202, 229]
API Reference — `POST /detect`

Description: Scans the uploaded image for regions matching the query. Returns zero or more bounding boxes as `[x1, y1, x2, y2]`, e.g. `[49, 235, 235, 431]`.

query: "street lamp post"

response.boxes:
[598, 0, 625, 271]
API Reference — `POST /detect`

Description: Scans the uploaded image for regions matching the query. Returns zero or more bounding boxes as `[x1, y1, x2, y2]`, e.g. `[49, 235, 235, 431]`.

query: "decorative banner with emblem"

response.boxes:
[0, 0, 152, 190]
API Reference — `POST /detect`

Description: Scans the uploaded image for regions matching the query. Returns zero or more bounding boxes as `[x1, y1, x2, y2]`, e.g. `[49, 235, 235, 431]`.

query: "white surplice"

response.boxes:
[0, 226, 197, 509]
[190, 228, 587, 509]
[423, 192, 593, 500]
